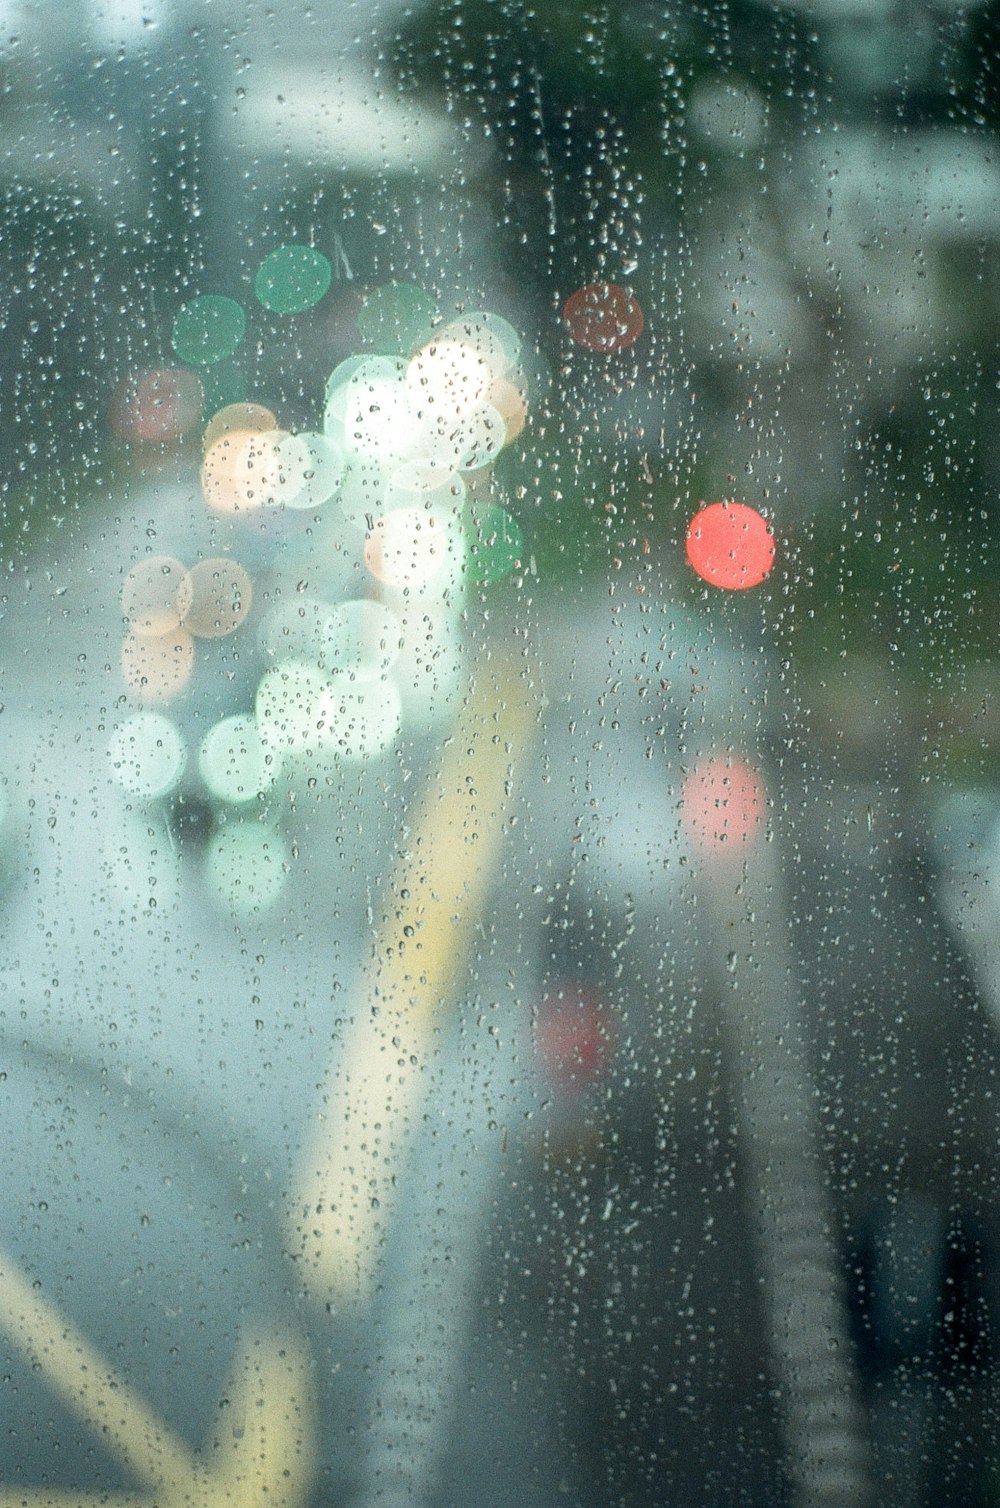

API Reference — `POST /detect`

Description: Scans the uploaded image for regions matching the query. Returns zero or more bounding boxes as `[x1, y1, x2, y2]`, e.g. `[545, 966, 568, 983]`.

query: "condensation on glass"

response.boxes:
[0, 2, 998, 1505]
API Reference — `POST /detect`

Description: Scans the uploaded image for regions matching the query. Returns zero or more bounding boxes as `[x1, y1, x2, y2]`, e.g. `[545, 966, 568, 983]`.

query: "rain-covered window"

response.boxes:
[1, 1, 999, 1504]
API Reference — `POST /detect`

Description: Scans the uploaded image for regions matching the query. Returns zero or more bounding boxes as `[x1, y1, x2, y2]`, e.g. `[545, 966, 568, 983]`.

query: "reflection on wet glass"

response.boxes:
[8, 7, 998, 1501]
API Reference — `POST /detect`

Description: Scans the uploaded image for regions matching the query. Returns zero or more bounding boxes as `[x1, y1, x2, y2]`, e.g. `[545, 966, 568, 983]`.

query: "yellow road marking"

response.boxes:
[0, 1254, 314, 1507]
[0, 648, 534, 1500]
[0, 1253, 197, 1495]
[293, 648, 537, 1302]
[212, 1329, 315, 1506]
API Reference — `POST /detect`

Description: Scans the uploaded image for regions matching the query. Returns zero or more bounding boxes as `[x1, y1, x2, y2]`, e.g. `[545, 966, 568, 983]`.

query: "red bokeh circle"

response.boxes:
[685, 501, 775, 590]
[681, 754, 766, 855]
[537, 982, 613, 1091]
[111, 367, 203, 443]
[562, 282, 644, 354]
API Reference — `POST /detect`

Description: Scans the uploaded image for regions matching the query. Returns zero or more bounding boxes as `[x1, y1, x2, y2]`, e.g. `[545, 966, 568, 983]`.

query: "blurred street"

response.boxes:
[0, 458, 998, 1504]
[1, 1, 1000, 1504]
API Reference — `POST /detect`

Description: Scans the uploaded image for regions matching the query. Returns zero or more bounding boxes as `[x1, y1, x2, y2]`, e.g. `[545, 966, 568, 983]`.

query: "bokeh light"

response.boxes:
[121, 628, 195, 703]
[255, 244, 332, 314]
[182, 559, 253, 638]
[364, 507, 465, 592]
[204, 821, 290, 917]
[563, 282, 644, 353]
[685, 501, 776, 590]
[259, 430, 344, 509]
[357, 280, 439, 355]
[121, 556, 193, 637]
[255, 660, 337, 754]
[258, 596, 396, 676]
[337, 457, 390, 532]
[323, 353, 383, 404]
[401, 330, 521, 468]
[108, 712, 187, 801]
[444, 402, 507, 470]
[405, 338, 494, 418]
[201, 430, 278, 513]
[324, 317, 527, 482]
[203, 402, 278, 451]
[172, 295, 246, 366]
[681, 754, 766, 853]
[258, 596, 342, 668]
[488, 374, 529, 444]
[112, 367, 203, 443]
[437, 312, 521, 374]
[313, 678, 402, 761]
[326, 599, 402, 680]
[198, 715, 278, 804]
[537, 982, 613, 1090]
[384, 459, 466, 517]
[325, 356, 421, 464]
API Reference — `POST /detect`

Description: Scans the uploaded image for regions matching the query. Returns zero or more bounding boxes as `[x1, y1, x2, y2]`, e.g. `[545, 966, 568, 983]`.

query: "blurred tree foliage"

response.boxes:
[0, 0, 998, 774]
[392, 0, 1000, 751]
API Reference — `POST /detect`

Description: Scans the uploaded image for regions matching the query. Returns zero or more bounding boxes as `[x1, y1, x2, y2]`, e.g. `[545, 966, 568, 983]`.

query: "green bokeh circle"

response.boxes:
[171, 296, 246, 367]
[255, 245, 332, 314]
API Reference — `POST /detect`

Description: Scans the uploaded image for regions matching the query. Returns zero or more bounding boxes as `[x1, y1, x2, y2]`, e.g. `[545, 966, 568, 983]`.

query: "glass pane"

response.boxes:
[1, 1, 998, 1503]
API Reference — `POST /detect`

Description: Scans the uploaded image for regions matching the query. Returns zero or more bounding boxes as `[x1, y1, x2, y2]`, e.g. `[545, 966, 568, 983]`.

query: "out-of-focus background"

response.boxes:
[1, 1, 1000, 1505]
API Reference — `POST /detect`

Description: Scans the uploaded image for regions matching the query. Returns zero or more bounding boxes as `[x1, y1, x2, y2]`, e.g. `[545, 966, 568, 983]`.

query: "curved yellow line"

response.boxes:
[0, 1253, 200, 1495]
[0, 1258, 314, 1507]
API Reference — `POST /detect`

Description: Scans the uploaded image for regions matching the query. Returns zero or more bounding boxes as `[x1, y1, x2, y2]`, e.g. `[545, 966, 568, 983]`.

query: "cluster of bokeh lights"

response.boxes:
[120, 554, 252, 703]
[108, 258, 779, 914]
[109, 254, 531, 916]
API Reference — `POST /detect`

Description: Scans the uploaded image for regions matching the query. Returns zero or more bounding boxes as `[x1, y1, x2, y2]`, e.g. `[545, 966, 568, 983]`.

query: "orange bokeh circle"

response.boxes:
[200, 431, 284, 514]
[121, 628, 195, 702]
[182, 559, 253, 639]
